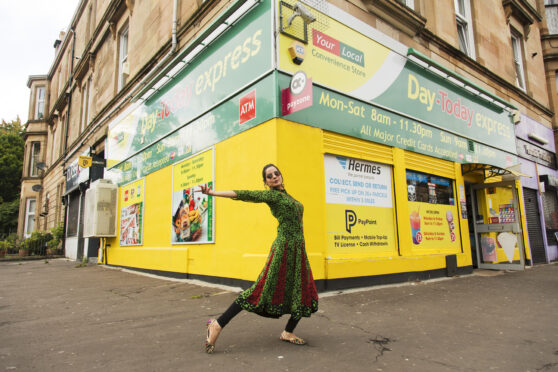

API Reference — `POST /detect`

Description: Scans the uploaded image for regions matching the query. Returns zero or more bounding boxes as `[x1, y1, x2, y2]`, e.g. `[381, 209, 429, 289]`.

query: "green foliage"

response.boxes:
[0, 199, 20, 237]
[22, 230, 52, 254]
[0, 118, 24, 203]
[0, 240, 10, 253]
[50, 223, 64, 242]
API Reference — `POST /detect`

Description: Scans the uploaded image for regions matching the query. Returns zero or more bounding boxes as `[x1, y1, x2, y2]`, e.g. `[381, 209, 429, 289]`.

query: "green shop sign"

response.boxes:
[280, 73, 517, 169]
[107, 75, 276, 185]
[372, 59, 516, 154]
[106, 0, 272, 166]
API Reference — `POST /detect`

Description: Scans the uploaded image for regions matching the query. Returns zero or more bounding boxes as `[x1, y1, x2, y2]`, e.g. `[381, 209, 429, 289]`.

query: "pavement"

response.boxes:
[1, 259, 558, 372]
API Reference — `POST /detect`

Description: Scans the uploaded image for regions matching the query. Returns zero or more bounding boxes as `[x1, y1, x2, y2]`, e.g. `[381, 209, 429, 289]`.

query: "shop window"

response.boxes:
[454, 0, 476, 59]
[66, 192, 80, 237]
[406, 170, 455, 205]
[511, 30, 526, 91]
[117, 24, 129, 92]
[24, 198, 36, 238]
[29, 142, 41, 177]
[406, 170, 459, 249]
[35, 86, 45, 119]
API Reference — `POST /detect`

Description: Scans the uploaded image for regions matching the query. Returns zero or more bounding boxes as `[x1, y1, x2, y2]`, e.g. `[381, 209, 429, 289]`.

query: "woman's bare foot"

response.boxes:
[205, 319, 222, 353]
[280, 331, 306, 345]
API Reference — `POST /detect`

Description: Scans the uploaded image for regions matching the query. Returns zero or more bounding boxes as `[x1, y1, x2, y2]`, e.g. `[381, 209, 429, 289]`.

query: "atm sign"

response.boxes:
[239, 90, 256, 125]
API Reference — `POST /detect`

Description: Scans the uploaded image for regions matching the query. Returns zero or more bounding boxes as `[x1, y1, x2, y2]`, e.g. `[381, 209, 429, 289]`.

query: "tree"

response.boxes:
[0, 118, 24, 237]
[0, 118, 24, 203]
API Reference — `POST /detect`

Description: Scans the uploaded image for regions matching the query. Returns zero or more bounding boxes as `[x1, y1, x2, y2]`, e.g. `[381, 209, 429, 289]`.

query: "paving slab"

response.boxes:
[1, 259, 558, 371]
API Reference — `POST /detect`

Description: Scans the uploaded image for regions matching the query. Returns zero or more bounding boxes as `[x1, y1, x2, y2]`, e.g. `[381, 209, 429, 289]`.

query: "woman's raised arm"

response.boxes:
[200, 184, 237, 198]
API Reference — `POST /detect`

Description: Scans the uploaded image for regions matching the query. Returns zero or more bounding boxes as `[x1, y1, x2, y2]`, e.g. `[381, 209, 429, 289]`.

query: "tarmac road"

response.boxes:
[1, 259, 558, 371]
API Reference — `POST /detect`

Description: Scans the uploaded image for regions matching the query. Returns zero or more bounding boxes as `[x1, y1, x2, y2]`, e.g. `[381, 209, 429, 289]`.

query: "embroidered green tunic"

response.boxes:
[233, 189, 319, 320]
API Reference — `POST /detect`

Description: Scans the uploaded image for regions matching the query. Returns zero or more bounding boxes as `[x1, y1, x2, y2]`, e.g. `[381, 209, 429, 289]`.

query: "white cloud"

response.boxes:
[0, 0, 78, 123]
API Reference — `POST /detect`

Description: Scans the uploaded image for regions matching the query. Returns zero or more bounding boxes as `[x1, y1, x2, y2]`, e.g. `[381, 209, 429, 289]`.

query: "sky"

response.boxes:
[0, 0, 78, 123]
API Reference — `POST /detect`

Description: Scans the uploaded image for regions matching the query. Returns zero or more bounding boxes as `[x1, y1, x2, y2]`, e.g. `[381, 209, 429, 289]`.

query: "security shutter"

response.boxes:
[523, 188, 547, 264]
[323, 131, 393, 165]
[542, 191, 558, 246]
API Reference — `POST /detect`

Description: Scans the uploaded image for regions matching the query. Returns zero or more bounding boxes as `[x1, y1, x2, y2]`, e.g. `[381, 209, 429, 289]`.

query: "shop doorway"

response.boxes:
[470, 181, 525, 270]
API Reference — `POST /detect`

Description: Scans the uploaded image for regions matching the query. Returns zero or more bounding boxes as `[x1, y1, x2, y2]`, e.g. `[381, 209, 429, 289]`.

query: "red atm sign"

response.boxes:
[239, 90, 256, 125]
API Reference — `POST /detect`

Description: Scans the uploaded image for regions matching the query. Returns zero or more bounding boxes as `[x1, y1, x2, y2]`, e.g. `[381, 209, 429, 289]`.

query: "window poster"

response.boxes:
[120, 178, 145, 246]
[171, 148, 214, 244]
[324, 154, 396, 255]
[406, 170, 460, 249]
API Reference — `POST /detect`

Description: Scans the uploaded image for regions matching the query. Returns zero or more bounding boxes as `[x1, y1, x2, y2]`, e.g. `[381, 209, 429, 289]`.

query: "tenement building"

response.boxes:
[19, 0, 558, 290]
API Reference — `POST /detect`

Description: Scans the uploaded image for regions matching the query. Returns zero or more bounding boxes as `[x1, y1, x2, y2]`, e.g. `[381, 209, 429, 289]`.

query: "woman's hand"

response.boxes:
[200, 184, 212, 196]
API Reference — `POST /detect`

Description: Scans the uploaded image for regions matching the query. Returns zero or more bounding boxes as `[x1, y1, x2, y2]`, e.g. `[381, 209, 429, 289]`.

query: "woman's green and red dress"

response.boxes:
[233, 189, 319, 320]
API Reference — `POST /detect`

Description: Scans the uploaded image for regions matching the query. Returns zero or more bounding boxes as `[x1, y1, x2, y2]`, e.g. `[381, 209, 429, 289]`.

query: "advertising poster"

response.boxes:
[408, 201, 460, 249]
[324, 154, 396, 254]
[406, 170, 460, 249]
[171, 148, 214, 244]
[120, 178, 145, 246]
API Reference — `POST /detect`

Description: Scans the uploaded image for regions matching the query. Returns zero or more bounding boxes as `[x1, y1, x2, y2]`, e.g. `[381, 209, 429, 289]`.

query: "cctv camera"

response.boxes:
[294, 3, 316, 23]
[287, 2, 316, 27]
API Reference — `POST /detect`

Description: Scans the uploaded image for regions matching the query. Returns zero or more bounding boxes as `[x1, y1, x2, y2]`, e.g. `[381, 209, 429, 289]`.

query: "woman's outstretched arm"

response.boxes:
[200, 184, 237, 198]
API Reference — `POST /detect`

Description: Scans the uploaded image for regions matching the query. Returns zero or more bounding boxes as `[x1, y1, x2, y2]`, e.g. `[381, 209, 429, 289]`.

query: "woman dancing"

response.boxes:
[201, 164, 319, 353]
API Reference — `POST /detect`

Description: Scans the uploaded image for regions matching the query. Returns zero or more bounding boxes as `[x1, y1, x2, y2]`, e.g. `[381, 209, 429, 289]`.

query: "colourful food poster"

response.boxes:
[481, 235, 497, 262]
[408, 201, 460, 249]
[324, 154, 396, 254]
[119, 178, 145, 246]
[171, 148, 214, 244]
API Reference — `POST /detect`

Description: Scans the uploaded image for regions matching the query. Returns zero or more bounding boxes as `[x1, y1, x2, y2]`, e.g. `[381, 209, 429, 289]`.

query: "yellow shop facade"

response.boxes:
[100, 0, 530, 290]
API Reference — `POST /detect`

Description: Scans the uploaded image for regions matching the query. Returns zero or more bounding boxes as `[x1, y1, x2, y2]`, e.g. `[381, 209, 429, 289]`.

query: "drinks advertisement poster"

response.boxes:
[120, 178, 145, 246]
[408, 201, 460, 249]
[324, 154, 396, 255]
[171, 148, 214, 244]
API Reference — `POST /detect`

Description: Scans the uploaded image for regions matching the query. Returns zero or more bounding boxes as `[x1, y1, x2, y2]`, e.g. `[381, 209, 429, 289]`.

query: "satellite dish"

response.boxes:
[37, 162, 47, 170]
[32, 184, 43, 192]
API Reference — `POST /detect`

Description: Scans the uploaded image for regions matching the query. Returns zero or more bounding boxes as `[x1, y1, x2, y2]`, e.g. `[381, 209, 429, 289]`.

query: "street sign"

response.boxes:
[79, 156, 93, 168]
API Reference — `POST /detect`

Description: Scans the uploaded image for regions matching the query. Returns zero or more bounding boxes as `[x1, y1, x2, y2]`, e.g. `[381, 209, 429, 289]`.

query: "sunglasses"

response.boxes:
[266, 171, 281, 179]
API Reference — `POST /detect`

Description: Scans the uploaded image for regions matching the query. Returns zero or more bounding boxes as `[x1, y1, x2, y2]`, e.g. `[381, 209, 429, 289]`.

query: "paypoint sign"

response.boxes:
[324, 154, 396, 255]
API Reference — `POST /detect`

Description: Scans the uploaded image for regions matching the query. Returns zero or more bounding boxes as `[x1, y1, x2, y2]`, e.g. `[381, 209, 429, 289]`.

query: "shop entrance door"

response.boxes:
[470, 181, 525, 270]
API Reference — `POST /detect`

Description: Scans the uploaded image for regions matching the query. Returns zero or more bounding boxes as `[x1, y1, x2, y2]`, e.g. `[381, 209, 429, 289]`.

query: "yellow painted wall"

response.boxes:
[107, 119, 326, 280]
[106, 118, 506, 283]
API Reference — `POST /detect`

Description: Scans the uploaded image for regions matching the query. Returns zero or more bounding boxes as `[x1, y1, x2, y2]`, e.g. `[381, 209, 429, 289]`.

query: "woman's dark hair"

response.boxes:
[262, 163, 281, 182]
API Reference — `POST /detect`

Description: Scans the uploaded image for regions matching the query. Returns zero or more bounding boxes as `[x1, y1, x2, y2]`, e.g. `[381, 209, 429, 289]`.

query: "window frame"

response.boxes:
[35, 86, 45, 120]
[80, 80, 89, 133]
[24, 198, 37, 238]
[51, 124, 58, 165]
[86, 75, 93, 125]
[29, 141, 41, 177]
[454, 0, 476, 59]
[511, 30, 526, 91]
[117, 24, 129, 92]
[396, 0, 415, 9]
